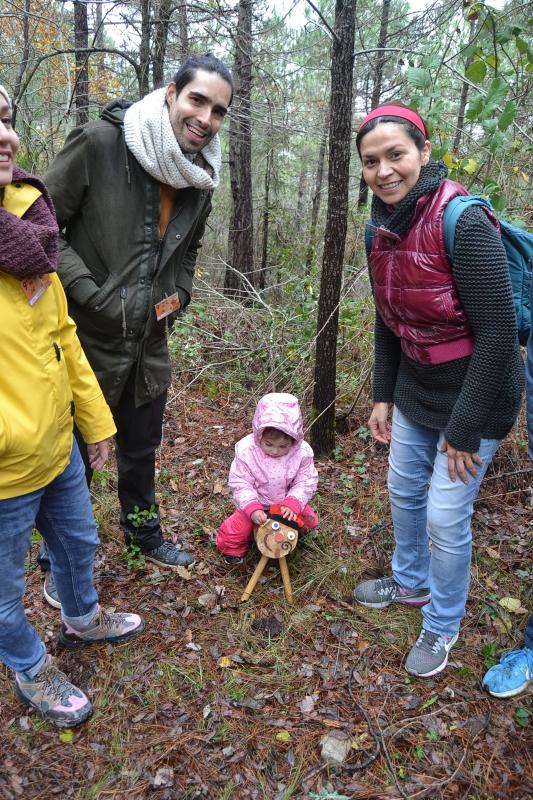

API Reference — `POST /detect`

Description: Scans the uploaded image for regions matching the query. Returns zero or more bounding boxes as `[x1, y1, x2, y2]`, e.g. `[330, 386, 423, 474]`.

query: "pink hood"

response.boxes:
[252, 393, 304, 447]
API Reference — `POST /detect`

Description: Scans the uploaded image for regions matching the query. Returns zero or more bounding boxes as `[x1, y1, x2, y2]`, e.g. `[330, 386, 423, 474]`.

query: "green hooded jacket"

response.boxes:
[44, 100, 212, 407]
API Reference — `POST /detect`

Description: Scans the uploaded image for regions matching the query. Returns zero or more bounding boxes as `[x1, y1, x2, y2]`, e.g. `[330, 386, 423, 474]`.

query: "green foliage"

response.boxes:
[169, 284, 373, 410]
[515, 706, 532, 727]
[123, 505, 155, 569]
[127, 504, 158, 528]
[415, 744, 425, 760]
[480, 642, 499, 668]
[357, 425, 371, 442]
[404, 3, 531, 219]
[125, 541, 145, 571]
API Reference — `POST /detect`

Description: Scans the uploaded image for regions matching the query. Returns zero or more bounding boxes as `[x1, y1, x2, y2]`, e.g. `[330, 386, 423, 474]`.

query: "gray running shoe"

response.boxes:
[405, 628, 459, 677]
[16, 656, 92, 728]
[43, 571, 61, 609]
[353, 576, 430, 608]
[144, 541, 195, 568]
[59, 606, 144, 648]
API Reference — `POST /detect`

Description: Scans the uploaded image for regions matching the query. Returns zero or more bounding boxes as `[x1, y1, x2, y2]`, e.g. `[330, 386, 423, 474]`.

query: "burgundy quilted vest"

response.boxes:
[370, 179, 475, 365]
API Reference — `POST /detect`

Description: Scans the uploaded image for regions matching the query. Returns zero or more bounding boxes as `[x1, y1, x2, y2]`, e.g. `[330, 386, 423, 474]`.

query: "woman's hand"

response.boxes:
[280, 505, 297, 522]
[368, 402, 391, 444]
[251, 509, 268, 526]
[87, 438, 112, 470]
[440, 437, 483, 484]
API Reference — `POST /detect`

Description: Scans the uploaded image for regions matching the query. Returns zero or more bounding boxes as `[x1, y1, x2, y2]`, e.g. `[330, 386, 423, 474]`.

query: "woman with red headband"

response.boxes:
[352, 103, 523, 677]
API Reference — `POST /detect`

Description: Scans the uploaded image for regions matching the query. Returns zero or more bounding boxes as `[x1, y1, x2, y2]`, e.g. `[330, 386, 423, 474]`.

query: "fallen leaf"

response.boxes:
[419, 694, 439, 711]
[252, 614, 284, 638]
[153, 767, 174, 787]
[351, 733, 369, 750]
[233, 697, 265, 710]
[59, 728, 74, 744]
[197, 593, 217, 609]
[275, 730, 291, 742]
[218, 656, 232, 668]
[299, 695, 315, 714]
[320, 730, 352, 764]
[175, 566, 193, 580]
[499, 597, 528, 614]
[213, 479, 225, 494]
[493, 617, 513, 634]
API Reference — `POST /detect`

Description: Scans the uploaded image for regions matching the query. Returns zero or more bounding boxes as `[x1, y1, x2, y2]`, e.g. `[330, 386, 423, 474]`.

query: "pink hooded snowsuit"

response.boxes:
[216, 393, 318, 557]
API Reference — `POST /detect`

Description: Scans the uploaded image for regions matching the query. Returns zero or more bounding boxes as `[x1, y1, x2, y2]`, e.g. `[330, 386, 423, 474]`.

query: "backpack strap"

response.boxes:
[443, 195, 494, 262]
[365, 222, 374, 255]
[365, 220, 376, 256]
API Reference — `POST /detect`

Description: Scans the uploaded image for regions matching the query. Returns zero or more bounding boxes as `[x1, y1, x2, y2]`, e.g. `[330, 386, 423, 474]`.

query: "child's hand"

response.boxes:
[280, 505, 297, 522]
[251, 510, 267, 525]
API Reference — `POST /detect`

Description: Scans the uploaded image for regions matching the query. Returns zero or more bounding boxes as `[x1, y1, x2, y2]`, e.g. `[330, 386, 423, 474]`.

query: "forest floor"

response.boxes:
[1, 383, 532, 800]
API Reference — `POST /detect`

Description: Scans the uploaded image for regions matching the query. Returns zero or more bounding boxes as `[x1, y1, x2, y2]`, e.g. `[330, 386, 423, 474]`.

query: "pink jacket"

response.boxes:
[228, 393, 318, 519]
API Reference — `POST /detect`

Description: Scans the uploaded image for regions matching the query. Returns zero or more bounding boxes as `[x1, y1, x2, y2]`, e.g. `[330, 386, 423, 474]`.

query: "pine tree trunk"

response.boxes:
[12, 0, 30, 126]
[73, 0, 89, 125]
[153, 0, 172, 88]
[94, 0, 105, 105]
[225, 0, 254, 299]
[259, 148, 272, 291]
[357, 0, 390, 208]
[305, 107, 330, 272]
[453, 14, 479, 152]
[139, 0, 151, 97]
[311, 0, 356, 455]
[178, 2, 189, 63]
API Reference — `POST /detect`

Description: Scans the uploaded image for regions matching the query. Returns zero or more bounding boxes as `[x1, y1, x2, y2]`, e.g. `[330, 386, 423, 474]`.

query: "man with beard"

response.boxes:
[40, 54, 233, 604]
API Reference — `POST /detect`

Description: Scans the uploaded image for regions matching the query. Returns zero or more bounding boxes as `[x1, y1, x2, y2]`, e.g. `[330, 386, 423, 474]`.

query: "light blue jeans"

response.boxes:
[0, 441, 99, 674]
[388, 407, 500, 636]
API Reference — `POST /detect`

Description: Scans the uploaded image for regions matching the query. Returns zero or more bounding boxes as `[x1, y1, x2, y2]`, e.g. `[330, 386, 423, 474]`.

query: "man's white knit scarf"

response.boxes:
[123, 87, 221, 190]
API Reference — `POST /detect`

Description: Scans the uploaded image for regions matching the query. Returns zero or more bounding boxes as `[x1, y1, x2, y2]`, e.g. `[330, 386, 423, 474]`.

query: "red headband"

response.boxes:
[359, 105, 427, 137]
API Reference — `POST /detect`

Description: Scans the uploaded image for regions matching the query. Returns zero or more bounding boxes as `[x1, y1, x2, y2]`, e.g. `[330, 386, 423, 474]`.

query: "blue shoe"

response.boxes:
[482, 648, 533, 698]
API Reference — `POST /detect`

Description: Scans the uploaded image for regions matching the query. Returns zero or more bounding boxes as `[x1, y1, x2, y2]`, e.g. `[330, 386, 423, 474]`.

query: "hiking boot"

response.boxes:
[405, 628, 459, 677]
[482, 648, 533, 698]
[353, 576, 430, 609]
[16, 656, 92, 728]
[223, 554, 245, 565]
[43, 571, 61, 610]
[144, 541, 195, 569]
[59, 606, 144, 649]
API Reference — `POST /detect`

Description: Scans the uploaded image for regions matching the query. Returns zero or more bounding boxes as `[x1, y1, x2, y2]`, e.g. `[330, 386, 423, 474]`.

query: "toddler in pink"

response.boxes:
[216, 393, 318, 560]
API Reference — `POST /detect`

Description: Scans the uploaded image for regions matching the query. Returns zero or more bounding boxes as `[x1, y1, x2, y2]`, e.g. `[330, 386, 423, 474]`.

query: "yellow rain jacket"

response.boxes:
[0, 180, 116, 499]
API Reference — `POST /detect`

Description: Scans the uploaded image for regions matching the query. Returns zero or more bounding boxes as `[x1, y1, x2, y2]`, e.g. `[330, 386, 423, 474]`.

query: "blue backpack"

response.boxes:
[443, 195, 533, 346]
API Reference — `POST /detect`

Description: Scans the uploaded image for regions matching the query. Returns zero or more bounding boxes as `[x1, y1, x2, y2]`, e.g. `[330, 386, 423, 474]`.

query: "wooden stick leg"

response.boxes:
[240, 555, 269, 602]
[279, 556, 293, 605]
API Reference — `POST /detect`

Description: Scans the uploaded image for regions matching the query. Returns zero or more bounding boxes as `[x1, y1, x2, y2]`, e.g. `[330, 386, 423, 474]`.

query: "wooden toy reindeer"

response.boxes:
[240, 504, 304, 605]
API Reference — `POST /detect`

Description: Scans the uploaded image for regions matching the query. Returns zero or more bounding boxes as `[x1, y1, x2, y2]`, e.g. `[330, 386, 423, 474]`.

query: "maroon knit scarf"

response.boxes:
[0, 166, 58, 277]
